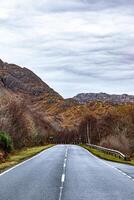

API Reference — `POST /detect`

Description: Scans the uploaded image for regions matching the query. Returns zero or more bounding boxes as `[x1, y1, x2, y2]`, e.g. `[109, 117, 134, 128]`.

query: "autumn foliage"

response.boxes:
[78, 103, 134, 155]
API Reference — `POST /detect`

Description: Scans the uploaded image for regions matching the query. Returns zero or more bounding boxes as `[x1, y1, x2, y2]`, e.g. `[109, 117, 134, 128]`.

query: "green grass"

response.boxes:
[81, 144, 134, 166]
[0, 144, 54, 172]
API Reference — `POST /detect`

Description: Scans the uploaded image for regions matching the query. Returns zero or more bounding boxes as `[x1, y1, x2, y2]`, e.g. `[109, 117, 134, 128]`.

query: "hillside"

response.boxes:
[73, 93, 134, 104]
[0, 59, 62, 98]
[0, 59, 86, 147]
[0, 59, 63, 148]
[1, 59, 134, 156]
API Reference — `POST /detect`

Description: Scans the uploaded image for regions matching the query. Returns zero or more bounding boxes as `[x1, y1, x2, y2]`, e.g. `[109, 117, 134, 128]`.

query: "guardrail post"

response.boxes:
[125, 156, 131, 161]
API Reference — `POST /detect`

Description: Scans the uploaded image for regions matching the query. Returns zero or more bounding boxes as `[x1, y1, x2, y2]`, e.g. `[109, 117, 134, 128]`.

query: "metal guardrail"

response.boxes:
[86, 143, 130, 161]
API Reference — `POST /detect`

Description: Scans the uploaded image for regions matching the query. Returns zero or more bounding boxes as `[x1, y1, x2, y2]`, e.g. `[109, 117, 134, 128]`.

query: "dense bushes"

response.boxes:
[1, 96, 134, 157]
[0, 99, 56, 150]
[100, 134, 130, 154]
[78, 103, 134, 156]
[0, 131, 13, 153]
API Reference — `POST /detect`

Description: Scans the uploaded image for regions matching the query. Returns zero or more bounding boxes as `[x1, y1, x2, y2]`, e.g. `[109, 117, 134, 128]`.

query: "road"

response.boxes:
[0, 145, 134, 200]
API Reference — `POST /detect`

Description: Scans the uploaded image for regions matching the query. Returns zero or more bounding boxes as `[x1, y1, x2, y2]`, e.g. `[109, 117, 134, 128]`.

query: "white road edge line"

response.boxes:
[0, 146, 55, 177]
[83, 147, 134, 181]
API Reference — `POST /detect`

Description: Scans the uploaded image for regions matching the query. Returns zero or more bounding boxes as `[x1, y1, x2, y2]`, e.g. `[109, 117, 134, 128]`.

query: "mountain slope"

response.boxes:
[0, 59, 62, 98]
[1, 59, 134, 157]
[0, 59, 63, 148]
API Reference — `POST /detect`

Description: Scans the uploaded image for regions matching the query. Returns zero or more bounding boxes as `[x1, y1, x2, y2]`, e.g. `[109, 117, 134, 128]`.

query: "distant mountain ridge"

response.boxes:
[73, 93, 134, 104]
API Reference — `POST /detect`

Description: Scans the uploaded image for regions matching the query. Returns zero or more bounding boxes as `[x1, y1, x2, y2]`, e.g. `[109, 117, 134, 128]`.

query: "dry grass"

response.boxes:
[0, 144, 54, 172]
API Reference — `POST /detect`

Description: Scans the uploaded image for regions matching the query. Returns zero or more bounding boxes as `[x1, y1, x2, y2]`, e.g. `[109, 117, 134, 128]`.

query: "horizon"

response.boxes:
[0, 0, 134, 98]
[2, 57, 134, 99]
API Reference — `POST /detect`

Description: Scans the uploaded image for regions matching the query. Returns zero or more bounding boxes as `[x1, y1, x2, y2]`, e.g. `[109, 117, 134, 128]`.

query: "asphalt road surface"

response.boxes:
[0, 145, 134, 200]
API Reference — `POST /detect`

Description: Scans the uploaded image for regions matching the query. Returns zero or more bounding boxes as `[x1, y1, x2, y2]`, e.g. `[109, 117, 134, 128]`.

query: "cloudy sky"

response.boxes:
[0, 0, 134, 98]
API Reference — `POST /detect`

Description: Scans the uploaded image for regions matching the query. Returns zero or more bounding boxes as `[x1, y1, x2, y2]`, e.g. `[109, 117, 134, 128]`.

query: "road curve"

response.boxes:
[0, 145, 134, 200]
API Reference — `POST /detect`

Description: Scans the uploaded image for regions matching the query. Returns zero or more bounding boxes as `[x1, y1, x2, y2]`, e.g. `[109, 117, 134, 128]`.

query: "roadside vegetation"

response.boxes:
[81, 144, 134, 166]
[0, 131, 13, 152]
[1, 98, 134, 161]
[0, 131, 13, 161]
[0, 144, 54, 172]
[78, 103, 134, 157]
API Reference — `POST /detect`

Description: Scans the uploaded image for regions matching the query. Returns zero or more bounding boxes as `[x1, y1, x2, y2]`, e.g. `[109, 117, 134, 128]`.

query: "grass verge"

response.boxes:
[81, 144, 134, 166]
[0, 144, 54, 173]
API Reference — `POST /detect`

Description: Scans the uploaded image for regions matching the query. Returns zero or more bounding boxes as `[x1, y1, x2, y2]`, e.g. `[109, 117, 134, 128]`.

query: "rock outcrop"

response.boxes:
[0, 59, 62, 98]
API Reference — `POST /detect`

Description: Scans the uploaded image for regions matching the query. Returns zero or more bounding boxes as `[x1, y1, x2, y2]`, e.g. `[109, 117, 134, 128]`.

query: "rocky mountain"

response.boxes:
[0, 59, 62, 98]
[1, 59, 134, 156]
[73, 93, 134, 104]
[0, 59, 64, 148]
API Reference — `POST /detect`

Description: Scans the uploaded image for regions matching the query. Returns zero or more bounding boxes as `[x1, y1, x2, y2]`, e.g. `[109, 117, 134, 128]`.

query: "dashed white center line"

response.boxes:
[59, 147, 68, 200]
[61, 174, 65, 183]
[63, 163, 66, 168]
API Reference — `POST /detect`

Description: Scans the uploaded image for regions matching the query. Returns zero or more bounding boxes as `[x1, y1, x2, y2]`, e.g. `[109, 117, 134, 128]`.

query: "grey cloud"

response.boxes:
[32, 0, 134, 13]
[0, 0, 134, 97]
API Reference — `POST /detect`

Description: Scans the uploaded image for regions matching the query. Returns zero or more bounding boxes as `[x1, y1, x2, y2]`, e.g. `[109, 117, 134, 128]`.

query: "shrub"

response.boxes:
[100, 134, 130, 154]
[0, 131, 13, 153]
